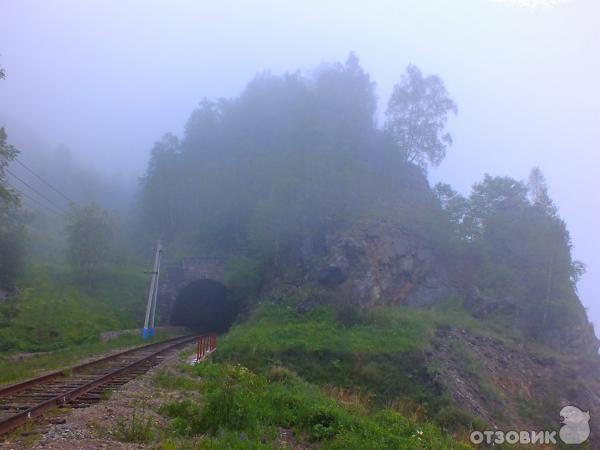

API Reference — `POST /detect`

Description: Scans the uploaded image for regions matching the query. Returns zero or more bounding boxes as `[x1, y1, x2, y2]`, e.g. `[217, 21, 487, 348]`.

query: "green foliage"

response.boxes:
[0, 128, 19, 203]
[434, 170, 590, 349]
[154, 370, 199, 391]
[385, 65, 457, 169]
[0, 128, 27, 290]
[137, 55, 449, 268]
[0, 265, 146, 352]
[435, 407, 487, 433]
[214, 300, 490, 416]
[159, 362, 471, 449]
[210, 296, 539, 433]
[65, 203, 115, 281]
[433, 182, 470, 241]
[224, 256, 265, 304]
[219, 302, 433, 356]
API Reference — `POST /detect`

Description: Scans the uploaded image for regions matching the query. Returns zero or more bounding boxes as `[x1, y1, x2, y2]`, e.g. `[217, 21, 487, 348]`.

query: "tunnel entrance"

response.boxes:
[170, 279, 238, 333]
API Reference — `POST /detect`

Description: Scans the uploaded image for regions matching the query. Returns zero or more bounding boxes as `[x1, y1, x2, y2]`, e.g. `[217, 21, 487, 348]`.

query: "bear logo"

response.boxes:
[559, 405, 590, 445]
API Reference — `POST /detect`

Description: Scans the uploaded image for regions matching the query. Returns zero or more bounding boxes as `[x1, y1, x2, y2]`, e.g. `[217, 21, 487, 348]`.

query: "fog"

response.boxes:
[1, 0, 599, 328]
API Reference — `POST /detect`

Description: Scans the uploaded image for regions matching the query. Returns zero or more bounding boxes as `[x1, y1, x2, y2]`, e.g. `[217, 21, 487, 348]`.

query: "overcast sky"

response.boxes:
[1, 0, 599, 329]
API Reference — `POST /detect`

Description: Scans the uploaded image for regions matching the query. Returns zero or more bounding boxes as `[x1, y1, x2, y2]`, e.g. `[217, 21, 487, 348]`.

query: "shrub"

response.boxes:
[160, 399, 203, 436]
[304, 408, 342, 441]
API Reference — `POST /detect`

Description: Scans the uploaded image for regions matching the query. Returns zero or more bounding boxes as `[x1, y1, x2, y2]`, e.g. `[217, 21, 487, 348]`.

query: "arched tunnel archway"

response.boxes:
[170, 279, 238, 333]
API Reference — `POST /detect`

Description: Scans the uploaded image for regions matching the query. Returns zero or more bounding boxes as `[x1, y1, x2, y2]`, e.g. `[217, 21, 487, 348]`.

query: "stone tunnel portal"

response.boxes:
[170, 279, 238, 333]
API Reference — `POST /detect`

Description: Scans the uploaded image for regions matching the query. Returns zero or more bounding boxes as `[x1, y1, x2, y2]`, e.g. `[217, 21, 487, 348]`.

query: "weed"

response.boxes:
[113, 407, 156, 443]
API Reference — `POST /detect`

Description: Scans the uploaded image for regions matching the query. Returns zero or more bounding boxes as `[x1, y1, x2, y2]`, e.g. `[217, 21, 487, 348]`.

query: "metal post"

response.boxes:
[149, 241, 162, 337]
[143, 240, 162, 339]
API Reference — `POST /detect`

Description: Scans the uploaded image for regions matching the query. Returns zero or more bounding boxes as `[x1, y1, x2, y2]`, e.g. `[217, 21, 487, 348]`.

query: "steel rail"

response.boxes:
[0, 335, 198, 436]
[0, 334, 194, 397]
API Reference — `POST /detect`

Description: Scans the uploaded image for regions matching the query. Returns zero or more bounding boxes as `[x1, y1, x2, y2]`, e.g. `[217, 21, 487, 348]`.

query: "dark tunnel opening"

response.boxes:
[170, 279, 238, 333]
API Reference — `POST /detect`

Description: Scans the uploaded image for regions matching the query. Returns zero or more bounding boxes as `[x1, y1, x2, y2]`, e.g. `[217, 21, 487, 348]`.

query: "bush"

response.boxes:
[304, 408, 342, 441]
[161, 399, 203, 436]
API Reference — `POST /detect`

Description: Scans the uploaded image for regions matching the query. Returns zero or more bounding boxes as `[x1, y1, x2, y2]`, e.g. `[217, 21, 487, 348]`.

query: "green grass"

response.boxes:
[220, 297, 518, 359]
[221, 302, 434, 355]
[156, 362, 471, 449]
[217, 302, 434, 400]
[214, 298, 509, 429]
[113, 406, 157, 443]
[143, 297, 513, 447]
[0, 264, 148, 353]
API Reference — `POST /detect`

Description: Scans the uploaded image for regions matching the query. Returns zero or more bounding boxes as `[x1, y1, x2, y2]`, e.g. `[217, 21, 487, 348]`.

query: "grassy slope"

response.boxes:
[144, 297, 510, 448]
[150, 360, 471, 449]
[0, 264, 177, 385]
[217, 298, 515, 412]
[136, 297, 492, 448]
[0, 265, 148, 353]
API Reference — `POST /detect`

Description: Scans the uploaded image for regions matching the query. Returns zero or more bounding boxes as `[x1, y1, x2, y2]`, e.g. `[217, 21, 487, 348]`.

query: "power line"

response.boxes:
[6, 168, 69, 215]
[7, 183, 66, 218]
[13, 158, 77, 205]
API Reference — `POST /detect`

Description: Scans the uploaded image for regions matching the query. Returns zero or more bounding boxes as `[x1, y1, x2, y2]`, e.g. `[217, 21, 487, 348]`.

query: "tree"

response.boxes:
[457, 172, 588, 346]
[0, 66, 27, 291]
[434, 182, 469, 239]
[139, 133, 181, 239]
[65, 203, 114, 280]
[136, 56, 451, 263]
[385, 65, 457, 170]
[0, 128, 18, 203]
[314, 52, 377, 148]
[527, 167, 557, 216]
[467, 174, 529, 238]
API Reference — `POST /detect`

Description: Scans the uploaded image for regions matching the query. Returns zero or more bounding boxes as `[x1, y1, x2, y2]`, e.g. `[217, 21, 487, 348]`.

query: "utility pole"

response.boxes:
[143, 240, 163, 339]
[149, 242, 162, 336]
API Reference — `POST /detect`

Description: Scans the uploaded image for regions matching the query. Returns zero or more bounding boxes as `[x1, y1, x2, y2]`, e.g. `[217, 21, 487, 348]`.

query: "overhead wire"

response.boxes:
[13, 157, 77, 205]
[6, 183, 66, 218]
[6, 167, 69, 215]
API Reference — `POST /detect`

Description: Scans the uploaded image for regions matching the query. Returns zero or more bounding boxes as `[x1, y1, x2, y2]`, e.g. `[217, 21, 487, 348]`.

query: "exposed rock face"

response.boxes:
[300, 219, 599, 356]
[306, 221, 458, 307]
[543, 317, 599, 356]
[432, 326, 600, 436]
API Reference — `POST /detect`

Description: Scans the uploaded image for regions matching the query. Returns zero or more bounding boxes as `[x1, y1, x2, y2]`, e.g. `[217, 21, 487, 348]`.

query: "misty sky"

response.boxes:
[1, 0, 599, 329]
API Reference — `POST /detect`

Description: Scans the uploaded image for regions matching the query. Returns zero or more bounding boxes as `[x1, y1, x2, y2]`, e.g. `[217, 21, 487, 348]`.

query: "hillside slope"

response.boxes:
[215, 218, 599, 441]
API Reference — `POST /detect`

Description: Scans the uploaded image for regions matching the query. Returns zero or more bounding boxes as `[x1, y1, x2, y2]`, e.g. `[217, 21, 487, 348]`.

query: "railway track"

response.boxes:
[0, 334, 198, 436]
